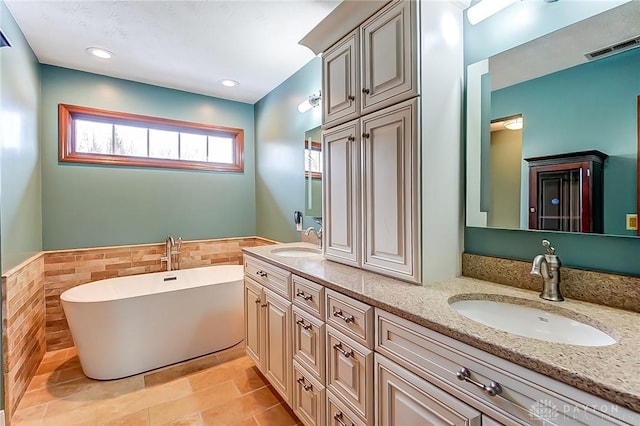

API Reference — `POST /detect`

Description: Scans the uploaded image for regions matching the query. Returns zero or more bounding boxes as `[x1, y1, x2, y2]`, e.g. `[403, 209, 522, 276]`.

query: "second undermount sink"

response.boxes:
[449, 297, 616, 347]
[270, 246, 322, 258]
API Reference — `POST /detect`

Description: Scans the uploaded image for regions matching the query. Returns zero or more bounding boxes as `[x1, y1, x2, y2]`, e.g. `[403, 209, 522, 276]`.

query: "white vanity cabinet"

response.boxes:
[322, 0, 418, 127]
[323, 99, 420, 282]
[375, 309, 634, 426]
[376, 353, 482, 425]
[291, 274, 327, 426]
[243, 256, 292, 405]
[325, 289, 375, 425]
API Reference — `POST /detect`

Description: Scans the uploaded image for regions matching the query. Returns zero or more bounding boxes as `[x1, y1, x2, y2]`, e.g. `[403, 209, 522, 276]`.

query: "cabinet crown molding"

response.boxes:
[299, 0, 389, 55]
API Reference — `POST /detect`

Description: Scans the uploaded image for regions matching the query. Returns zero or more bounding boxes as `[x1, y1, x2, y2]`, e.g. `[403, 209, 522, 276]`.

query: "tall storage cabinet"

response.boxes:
[322, 0, 421, 283]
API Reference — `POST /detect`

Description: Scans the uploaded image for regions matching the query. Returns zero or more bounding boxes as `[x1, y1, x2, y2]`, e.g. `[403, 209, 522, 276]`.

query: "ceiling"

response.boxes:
[5, 0, 341, 104]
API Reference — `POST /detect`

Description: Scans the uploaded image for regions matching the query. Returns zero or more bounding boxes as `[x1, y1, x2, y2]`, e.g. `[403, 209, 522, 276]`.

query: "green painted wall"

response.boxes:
[255, 58, 322, 241]
[40, 65, 256, 250]
[0, 1, 43, 273]
[491, 48, 639, 235]
[464, 1, 640, 275]
[0, 0, 44, 410]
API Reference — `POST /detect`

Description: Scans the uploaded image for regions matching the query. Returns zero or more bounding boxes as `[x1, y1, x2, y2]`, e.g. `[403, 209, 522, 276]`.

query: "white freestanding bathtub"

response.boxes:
[60, 265, 244, 380]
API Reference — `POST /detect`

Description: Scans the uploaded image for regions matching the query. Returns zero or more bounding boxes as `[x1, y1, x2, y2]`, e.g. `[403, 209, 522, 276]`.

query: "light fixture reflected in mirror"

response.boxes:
[298, 91, 322, 113]
[504, 117, 523, 130]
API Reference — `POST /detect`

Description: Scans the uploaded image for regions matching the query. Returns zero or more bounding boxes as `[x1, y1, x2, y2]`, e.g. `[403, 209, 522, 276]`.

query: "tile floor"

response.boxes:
[11, 343, 301, 426]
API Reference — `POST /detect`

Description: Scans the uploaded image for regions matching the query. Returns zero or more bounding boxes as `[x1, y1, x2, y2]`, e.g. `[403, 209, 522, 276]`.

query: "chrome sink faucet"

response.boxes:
[531, 239, 564, 301]
[305, 220, 323, 249]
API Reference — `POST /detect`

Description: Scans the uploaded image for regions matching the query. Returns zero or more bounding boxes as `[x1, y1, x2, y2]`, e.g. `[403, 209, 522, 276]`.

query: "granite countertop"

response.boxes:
[243, 242, 640, 414]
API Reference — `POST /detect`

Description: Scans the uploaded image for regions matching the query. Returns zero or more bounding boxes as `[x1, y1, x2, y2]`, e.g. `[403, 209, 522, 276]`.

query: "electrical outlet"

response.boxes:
[626, 214, 638, 231]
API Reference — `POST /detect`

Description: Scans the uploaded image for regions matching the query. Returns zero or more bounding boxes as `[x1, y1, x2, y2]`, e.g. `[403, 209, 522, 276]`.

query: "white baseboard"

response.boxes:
[0, 409, 5, 426]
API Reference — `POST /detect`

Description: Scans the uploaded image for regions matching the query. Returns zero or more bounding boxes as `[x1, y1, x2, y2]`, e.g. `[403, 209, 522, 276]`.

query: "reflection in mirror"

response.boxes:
[467, 1, 640, 237]
[304, 126, 322, 217]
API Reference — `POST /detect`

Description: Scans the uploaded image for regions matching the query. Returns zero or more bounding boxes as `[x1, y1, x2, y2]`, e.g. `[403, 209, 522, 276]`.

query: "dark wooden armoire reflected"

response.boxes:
[525, 150, 607, 233]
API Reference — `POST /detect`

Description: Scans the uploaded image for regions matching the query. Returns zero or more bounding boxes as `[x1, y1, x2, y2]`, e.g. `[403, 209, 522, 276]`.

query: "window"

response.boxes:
[305, 141, 322, 179]
[59, 104, 244, 172]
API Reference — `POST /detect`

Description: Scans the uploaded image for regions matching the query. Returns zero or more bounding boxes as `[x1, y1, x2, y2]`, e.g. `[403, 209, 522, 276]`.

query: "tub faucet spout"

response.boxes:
[161, 236, 175, 271]
[530, 240, 563, 301]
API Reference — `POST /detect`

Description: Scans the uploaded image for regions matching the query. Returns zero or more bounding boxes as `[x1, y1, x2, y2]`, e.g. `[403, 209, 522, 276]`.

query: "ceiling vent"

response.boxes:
[585, 35, 640, 61]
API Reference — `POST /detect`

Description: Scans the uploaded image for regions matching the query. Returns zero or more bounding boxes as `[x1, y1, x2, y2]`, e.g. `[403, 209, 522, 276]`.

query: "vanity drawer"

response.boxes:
[293, 275, 325, 320]
[375, 309, 628, 426]
[326, 325, 373, 424]
[293, 361, 326, 426]
[293, 306, 325, 383]
[327, 391, 367, 426]
[326, 288, 373, 348]
[244, 255, 291, 300]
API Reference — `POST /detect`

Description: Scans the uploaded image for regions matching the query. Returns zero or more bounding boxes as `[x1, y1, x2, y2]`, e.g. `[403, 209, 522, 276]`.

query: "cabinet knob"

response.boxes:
[362, 88, 370, 94]
[347, 135, 355, 142]
[362, 133, 370, 139]
[347, 95, 355, 101]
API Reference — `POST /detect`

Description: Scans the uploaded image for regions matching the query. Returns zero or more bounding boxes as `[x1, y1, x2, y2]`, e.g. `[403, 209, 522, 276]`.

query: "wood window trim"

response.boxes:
[59, 103, 244, 172]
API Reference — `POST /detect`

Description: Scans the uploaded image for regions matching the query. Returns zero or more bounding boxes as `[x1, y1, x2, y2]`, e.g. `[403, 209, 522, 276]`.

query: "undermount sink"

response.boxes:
[270, 247, 322, 258]
[449, 296, 616, 347]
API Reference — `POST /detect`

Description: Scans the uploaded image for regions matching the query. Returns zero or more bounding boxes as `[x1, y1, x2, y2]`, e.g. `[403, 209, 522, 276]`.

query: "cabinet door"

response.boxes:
[244, 278, 264, 370]
[293, 306, 325, 382]
[293, 362, 326, 426]
[361, 99, 419, 282]
[323, 30, 360, 126]
[326, 326, 374, 423]
[376, 354, 482, 426]
[264, 288, 292, 404]
[323, 120, 361, 267]
[361, 0, 417, 115]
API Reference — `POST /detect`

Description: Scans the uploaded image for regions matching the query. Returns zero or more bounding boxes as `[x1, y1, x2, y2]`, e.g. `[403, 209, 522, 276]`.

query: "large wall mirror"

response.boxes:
[304, 126, 322, 217]
[466, 1, 639, 238]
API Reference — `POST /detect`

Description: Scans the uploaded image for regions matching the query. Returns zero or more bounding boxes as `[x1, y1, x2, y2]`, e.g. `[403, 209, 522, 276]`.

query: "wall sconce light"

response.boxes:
[467, 0, 519, 25]
[1, 29, 12, 48]
[504, 117, 523, 130]
[298, 91, 322, 113]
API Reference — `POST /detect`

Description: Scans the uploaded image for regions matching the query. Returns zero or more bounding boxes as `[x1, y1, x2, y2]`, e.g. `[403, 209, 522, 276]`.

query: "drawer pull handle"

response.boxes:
[456, 367, 502, 397]
[255, 270, 268, 278]
[296, 319, 312, 330]
[334, 412, 354, 426]
[260, 304, 267, 307]
[333, 309, 354, 323]
[333, 342, 353, 358]
[296, 291, 313, 301]
[296, 376, 313, 392]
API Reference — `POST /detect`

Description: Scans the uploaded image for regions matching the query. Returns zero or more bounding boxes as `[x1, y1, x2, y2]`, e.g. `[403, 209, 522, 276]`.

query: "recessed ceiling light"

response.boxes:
[86, 47, 114, 59]
[219, 79, 239, 87]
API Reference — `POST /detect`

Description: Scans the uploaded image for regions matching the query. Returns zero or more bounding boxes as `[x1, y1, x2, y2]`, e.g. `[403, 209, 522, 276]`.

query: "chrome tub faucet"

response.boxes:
[161, 235, 181, 271]
[531, 239, 563, 301]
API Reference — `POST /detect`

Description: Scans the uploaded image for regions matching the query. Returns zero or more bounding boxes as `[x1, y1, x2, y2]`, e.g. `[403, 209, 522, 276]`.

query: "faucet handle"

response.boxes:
[542, 239, 555, 255]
